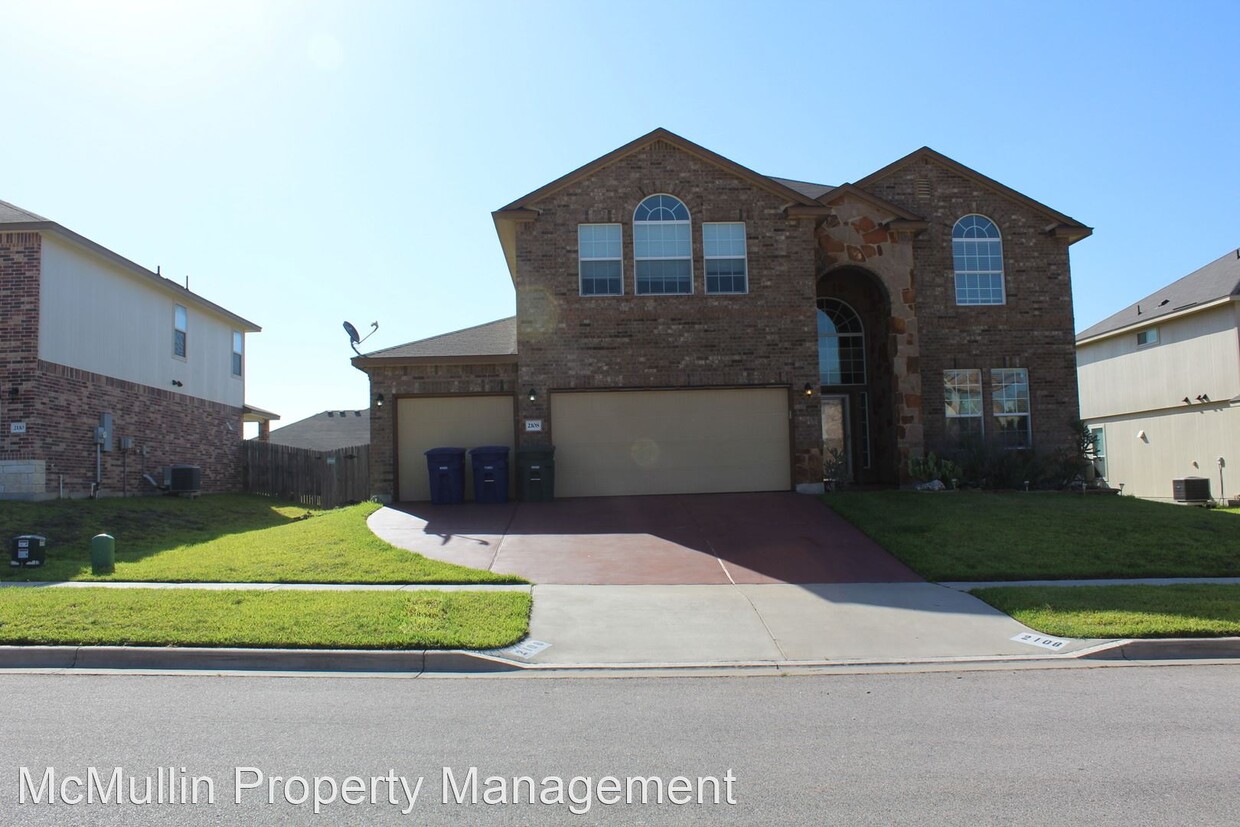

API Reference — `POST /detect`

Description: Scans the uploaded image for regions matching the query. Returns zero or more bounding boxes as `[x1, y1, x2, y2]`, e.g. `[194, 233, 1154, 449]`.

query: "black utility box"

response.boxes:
[1172, 477, 1211, 503]
[11, 535, 46, 568]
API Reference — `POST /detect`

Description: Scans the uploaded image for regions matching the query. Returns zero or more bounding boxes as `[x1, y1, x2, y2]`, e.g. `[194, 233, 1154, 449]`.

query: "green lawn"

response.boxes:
[972, 584, 1240, 639]
[823, 491, 1240, 581]
[0, 495, 522, 584]
[0, 588, 530, 649]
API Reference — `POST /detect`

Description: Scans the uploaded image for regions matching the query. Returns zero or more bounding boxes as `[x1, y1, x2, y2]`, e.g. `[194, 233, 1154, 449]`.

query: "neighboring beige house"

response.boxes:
[1076, 247, 1240, 502]
[0, 199, 271, 499]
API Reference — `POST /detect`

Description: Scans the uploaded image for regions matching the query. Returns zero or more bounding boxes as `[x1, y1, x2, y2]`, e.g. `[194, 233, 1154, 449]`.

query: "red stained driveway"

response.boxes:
[369, 492, 921, 585]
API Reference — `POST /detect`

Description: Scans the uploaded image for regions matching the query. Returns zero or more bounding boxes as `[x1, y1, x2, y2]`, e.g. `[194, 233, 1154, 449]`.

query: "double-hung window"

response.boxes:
[943, 369, 983, 440]
[703, 222, 747, 294]
[578, 224, 623, 296]
[633, 194, 691, 295]
[991, 368, 1031, 448]
[952, 215, 1005, 305]
[173, 305, 188, 358]
[231, 331, 244, 377]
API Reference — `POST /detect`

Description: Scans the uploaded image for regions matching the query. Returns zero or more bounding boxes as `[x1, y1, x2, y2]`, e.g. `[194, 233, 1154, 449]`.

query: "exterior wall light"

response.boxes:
[528, 388, 537, 402]
[375, 393, 385, 408]
[803, 383, 814, 397]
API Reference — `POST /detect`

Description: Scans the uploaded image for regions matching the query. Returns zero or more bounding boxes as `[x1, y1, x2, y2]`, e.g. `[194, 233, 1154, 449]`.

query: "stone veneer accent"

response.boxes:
[0, 459, 48, 499]
[814, 194, 924, 476]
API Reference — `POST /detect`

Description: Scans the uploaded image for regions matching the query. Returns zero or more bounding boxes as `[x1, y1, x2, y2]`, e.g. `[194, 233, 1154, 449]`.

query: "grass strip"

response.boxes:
[972, 584, 1240, 639]
[823, 491, 1240, 581]
[2, 496, 521, 584]
[0, 588, 530, 649]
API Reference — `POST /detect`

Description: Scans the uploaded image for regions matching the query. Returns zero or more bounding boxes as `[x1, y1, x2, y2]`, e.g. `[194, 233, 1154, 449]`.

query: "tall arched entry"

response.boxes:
[817, 267, 899, 485]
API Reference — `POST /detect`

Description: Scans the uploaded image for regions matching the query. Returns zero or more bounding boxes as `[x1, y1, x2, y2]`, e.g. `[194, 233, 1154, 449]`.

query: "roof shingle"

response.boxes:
[1077, 248, 1240, 341]
[361, 316, 517, 361]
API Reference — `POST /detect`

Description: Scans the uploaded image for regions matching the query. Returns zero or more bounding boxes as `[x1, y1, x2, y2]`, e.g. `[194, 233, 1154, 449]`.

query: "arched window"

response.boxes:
[952, 215, 1005, 305]
[634, 194, 692, 295]
[817, 299, 865, 385]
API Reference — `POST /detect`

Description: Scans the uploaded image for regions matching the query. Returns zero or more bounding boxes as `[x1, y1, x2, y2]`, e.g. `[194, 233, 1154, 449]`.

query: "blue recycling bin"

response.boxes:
[424, 447, 466, 505]
[469, 446, 511, 504]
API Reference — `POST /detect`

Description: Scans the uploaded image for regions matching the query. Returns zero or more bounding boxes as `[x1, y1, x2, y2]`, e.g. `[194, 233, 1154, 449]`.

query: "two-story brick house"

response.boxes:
[354, 129, 1090, 502]
[0, 200, 266, 499]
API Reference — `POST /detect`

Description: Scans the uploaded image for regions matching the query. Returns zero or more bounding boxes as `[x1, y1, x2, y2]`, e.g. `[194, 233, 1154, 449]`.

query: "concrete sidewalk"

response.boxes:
[515, 582, 1105, 666]
[1, 579, 1237, 672]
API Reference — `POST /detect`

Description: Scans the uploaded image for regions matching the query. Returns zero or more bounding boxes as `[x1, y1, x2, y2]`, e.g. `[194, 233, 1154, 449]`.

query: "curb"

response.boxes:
[1, 637, 1238, 674]
[1078, 637, 1240, 661]
[0, 646, 521, 674]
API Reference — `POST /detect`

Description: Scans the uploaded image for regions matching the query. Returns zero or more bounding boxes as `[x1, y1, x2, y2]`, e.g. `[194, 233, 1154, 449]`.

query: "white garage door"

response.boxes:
[550, 388, 791, 497]
[397, 395, 514, 501]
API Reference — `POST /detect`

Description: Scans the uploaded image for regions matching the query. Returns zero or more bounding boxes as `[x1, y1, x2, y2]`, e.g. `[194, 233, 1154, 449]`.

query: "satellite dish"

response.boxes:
[342, 320, 379, 356]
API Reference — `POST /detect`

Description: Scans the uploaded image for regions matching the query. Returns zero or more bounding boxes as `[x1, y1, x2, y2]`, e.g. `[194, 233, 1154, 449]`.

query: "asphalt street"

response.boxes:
[0, 664, 1236, 825]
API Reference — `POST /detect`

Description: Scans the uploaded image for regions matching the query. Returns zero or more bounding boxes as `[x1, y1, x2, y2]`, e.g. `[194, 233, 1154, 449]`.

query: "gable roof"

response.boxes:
[851, 147, 1092, 242]
[0, 198, 260, 332]
[1076, 248, 1240, 343]
[265, 409, 370, 451]
[352, 316, 517, 367]
[497, 128, 824, 213]
[491, 129, 829, 282]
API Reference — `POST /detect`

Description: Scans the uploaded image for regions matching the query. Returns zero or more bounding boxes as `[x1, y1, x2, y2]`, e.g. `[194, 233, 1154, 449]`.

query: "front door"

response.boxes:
[821, 394, 852, 483]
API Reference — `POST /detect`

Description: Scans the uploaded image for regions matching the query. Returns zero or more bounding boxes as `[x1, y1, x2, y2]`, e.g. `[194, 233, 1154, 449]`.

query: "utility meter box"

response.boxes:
[11, 535, 46, 568]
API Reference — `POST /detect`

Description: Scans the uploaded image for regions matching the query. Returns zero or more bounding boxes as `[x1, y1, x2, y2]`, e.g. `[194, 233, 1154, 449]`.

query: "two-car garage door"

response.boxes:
[549, 388, 791, 498]
[396, 389, 790, 501]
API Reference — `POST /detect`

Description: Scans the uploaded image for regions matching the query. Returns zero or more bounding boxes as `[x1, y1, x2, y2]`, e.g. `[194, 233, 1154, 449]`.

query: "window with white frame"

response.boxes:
[231, 331, 244, 377]
[1136, 327, 1159, 347]
[703, 222, 747, 294]
[952, 215, 1005, 305]
[1089, 425, 1107, 481]
[633, 194, 691, 295]
[173, 305, 187, 358]
[817, 299, 866, 385]
[943, 369, 983, 440]
[578, 224, 623, 296]
[991, 368, 1031, 448]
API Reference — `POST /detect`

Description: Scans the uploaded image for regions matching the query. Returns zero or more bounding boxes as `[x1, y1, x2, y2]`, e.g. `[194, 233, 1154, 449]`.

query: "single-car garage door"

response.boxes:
[397, 395, 514, 501]
[550, 388, 791, 498]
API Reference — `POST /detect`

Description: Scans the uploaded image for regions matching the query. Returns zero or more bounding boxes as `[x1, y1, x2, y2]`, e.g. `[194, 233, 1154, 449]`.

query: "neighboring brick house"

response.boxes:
[354, 129, 1091, 502]
[1077, 248, 1240, 502]
[0, 200, 267, 499]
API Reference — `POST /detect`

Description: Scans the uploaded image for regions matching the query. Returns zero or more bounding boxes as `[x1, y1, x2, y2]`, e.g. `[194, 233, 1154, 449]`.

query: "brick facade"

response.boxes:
[359, 131, 1087, 499]
[859, 157, 1080, 455]
[512, 142, 824, 485]
[0, 231, 248, 499]
[367, 362, 518, 500]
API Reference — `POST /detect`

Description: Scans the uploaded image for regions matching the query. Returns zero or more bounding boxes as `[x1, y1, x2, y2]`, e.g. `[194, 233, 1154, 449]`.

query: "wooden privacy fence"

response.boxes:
[244, 441, 371, 509]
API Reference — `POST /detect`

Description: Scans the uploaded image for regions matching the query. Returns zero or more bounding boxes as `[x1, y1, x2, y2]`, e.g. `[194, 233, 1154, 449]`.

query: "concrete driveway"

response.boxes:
[369, 492, 920, 585]
[369, 493, 1095, 665]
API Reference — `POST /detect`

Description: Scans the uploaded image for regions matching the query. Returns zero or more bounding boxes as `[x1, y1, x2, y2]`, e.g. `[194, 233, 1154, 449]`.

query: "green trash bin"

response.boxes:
[516, 447, 556, 502]
[91, 533, 115, 575]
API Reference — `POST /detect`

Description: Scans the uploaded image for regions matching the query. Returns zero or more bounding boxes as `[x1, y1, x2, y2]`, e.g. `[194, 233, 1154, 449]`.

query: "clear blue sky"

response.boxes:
[4, 1, 1238, 433]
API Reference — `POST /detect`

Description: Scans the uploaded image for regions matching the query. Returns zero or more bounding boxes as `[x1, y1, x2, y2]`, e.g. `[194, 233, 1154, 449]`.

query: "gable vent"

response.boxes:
[914, 177, 931, 201]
